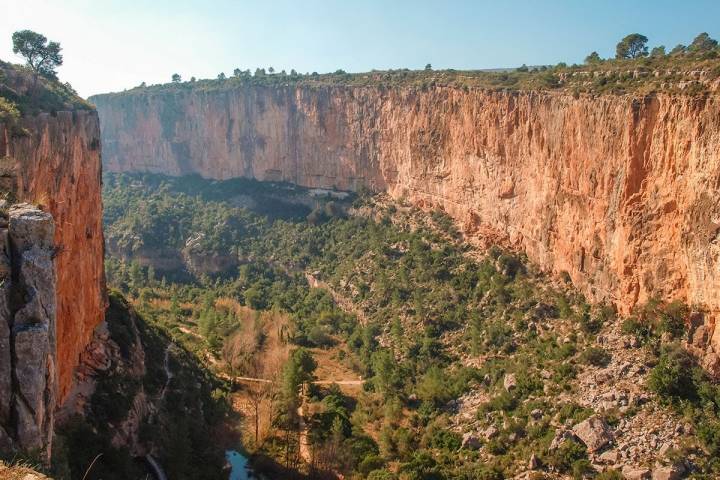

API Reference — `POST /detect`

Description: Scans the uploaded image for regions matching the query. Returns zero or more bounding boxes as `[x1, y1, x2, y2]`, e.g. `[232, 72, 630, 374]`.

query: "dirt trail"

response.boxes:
[297, 395, 311, 465]
[230, 376, 363, 386]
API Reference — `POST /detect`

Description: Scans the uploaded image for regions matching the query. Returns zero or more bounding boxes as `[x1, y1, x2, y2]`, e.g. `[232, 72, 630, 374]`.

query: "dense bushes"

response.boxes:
[106, 172, 707, 478]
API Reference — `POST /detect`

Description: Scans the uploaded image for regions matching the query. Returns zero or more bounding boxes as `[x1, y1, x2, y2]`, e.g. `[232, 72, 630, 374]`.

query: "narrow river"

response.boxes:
[226, 450, 253, 480]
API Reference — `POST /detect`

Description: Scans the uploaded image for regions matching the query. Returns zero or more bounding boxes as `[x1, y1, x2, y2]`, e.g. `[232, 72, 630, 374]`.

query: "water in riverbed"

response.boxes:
[226, 450, 253, 480]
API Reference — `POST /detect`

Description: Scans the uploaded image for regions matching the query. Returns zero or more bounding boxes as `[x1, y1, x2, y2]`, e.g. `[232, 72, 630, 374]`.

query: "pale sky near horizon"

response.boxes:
[1, 0, 718, 98]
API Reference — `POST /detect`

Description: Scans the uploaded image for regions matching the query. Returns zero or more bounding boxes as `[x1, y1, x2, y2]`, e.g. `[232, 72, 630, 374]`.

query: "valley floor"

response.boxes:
[97, 172, 720, 480]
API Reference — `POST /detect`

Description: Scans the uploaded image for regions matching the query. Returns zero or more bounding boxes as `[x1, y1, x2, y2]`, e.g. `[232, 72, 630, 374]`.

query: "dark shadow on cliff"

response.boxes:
[51, 290, 237, 480]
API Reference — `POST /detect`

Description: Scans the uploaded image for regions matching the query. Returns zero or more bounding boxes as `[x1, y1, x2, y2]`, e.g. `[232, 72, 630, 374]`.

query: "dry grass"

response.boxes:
[0, 461, 48, 480]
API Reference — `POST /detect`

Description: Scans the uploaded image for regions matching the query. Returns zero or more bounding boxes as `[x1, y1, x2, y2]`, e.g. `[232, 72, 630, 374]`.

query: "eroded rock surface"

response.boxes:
[0, 205, 56, 459]
[92, 87, 720, 362]
[2, 110, 106, 400]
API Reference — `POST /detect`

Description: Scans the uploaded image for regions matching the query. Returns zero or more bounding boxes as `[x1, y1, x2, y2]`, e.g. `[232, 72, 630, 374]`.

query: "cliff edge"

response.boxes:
[92, 85, 720, 370]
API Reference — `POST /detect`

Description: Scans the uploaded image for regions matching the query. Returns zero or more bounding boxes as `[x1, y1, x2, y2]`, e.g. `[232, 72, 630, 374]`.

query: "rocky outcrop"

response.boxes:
[0, 204, 57, 460]
[92, 86, 720, 361]
[1, 110, 106, 400]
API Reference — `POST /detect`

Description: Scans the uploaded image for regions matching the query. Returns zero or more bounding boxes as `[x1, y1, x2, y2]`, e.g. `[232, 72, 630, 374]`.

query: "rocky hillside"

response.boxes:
[92, 84, 720, 374]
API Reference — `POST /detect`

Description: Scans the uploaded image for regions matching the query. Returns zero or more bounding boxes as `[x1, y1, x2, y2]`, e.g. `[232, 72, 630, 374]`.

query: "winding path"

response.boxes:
[229, 376, 363, 386]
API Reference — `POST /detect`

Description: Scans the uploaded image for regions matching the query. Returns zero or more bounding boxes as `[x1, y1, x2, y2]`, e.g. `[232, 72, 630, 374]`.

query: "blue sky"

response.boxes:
[1, 0, 718, 97]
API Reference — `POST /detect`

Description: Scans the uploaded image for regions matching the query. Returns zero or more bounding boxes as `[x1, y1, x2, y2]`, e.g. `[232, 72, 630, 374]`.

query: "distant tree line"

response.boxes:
[582, 31, 719, 65]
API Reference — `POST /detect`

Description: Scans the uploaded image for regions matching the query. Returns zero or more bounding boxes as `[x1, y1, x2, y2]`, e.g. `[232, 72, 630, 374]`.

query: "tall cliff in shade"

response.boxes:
[0, 110, 106, 402]
[92, 85, 720, 368]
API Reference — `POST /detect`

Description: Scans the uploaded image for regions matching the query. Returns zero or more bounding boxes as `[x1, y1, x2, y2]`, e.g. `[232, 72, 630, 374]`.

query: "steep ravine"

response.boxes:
[92, 86, 720, 370]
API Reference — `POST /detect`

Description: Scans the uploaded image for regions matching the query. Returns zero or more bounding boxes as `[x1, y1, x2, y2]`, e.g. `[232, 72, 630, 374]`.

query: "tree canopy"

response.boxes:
[615, 33, 649, 59]
[11, 30, 63, 78]
[689, 32, 718, 53]
[584, 51, 601, 64]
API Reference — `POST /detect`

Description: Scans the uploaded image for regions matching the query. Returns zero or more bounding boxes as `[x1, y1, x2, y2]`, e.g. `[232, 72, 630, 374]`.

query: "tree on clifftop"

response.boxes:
[12, 30, 63, 79]
[171, 73, 181, 83]
[615, 33, 649, 59]
[584, 51, 602, 64]
[689, 32, 718, 53]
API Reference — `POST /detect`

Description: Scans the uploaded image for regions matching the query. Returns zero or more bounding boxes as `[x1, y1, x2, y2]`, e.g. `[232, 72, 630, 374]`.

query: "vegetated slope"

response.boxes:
[102, 172, 720, 479]
[52, 291, 230, 480]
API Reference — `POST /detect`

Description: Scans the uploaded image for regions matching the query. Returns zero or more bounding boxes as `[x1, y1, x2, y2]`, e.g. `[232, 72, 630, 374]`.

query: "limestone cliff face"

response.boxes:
[92, 86, 720, 360]
[1, 110, 106, 401]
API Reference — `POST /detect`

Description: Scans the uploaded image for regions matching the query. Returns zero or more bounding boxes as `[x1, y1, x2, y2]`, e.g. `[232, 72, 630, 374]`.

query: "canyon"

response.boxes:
[92, 85, 720, 369]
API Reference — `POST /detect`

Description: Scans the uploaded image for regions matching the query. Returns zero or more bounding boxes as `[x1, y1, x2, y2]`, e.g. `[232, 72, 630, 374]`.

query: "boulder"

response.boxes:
[652, 465, 684, 480]
[702, 352, 720, 378]
[461, 432, 481, 450]
[550, 429, 577, 450]
[528, 453, 541, 470]
[622, 466, 651, 480]
[482, 426, 499, 440]
[504, 373, 517, 391]
[573, 416, 612, 452]
[599, 449, 619, 464]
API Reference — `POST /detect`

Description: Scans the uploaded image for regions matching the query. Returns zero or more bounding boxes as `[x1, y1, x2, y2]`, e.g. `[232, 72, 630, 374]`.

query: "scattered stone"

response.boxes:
[691, 326, 708, 349]
[573, 416, 613, 452]
[702, 352, 720, 378]
[530, 409, 543, 420]
[550, 429, 576, 450]
[657, 443, 672, 458]
[528, 453, 541, 470]
[599, 449, 619, 464]
[622, 465, 651, 479]
[482, 426, 499, 440]
[461, 432, 481, 450]
[651, 464, 684, 480]
[504, 373, 517, 391]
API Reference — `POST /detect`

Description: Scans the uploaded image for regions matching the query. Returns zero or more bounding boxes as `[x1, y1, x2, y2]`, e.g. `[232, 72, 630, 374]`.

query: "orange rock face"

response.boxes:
[92, 86, 720, 354]
[2, 111, 106, 400]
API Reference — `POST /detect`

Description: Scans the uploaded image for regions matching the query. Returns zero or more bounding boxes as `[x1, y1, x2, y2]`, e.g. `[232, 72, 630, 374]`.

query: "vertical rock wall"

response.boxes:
[0, 204, 56, 460]
[92, 86, 720, 364]
[1, 110, 106, 401]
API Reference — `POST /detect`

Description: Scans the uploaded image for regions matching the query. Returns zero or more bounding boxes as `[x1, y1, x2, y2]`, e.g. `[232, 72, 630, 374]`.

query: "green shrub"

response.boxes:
[358, 454, 385, 475]
[580, 346, 611, 367]
[545, 439, 587, 473]
[572, 459, 594, 479]
[648, 344, 697, 402]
